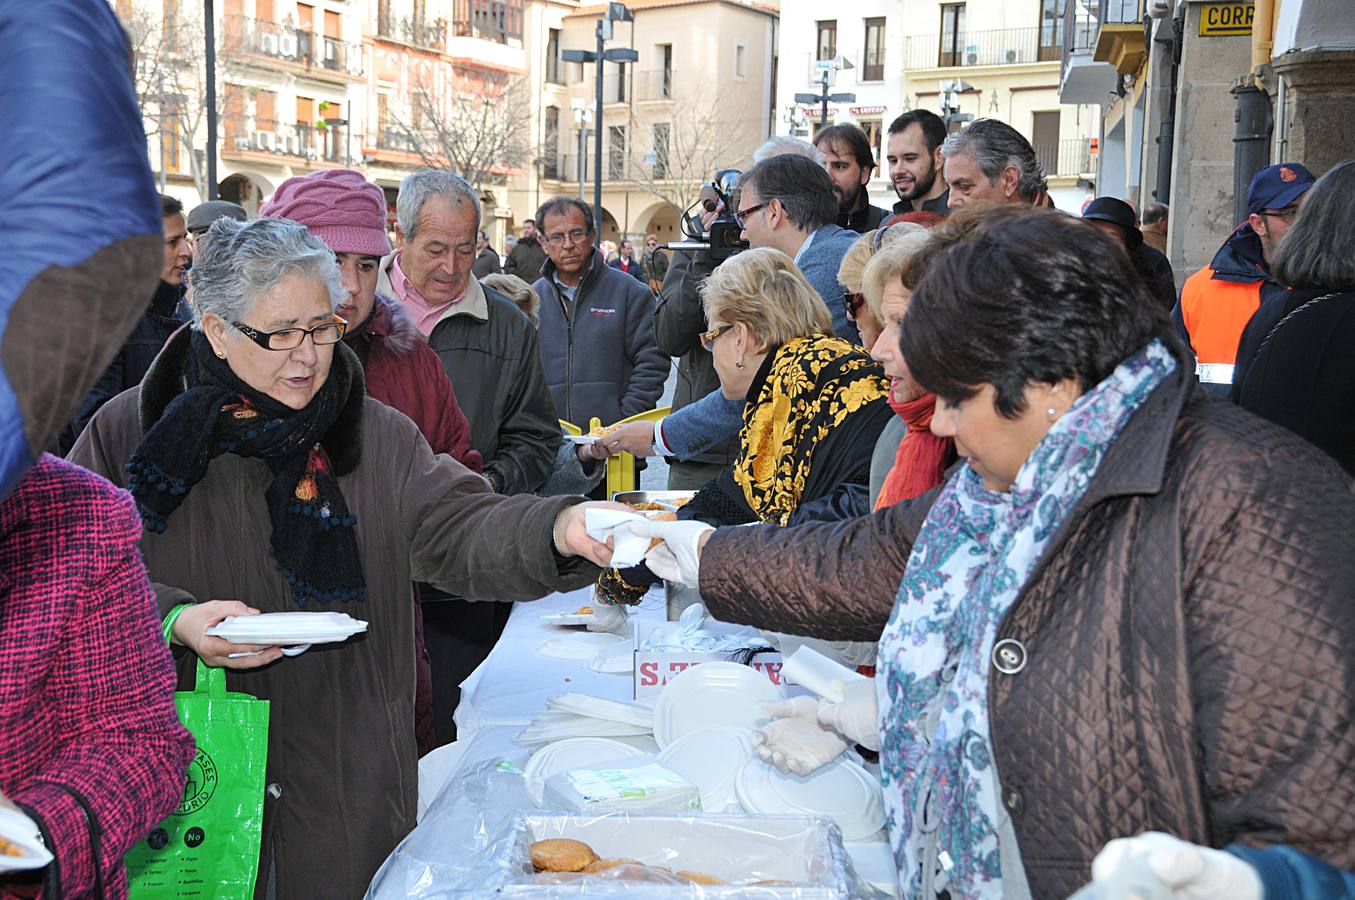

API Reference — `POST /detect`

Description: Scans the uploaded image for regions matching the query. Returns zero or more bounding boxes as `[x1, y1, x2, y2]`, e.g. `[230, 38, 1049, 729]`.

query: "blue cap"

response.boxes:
[1247, 163, 1316, 214]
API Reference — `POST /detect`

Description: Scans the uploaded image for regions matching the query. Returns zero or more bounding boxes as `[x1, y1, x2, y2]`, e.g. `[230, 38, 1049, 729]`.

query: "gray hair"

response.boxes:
[396, 170, 482, 241]
[752, 135, 826, 166]
[941, 118, 1047, 200]
[1142, 202, 1169, 226]
[189, 217, 344, 330]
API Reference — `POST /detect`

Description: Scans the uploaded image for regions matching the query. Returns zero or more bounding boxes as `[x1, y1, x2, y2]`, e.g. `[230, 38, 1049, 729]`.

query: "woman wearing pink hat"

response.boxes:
[260, 169, 482, 753]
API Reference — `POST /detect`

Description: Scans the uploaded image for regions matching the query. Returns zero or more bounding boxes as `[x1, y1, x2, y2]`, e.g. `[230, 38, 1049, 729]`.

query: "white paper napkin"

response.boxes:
[584, 508, 655, 568]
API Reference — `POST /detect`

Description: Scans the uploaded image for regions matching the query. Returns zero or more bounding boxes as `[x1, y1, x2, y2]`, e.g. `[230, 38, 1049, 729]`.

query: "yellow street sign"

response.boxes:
[1200, 2, 1255, 36]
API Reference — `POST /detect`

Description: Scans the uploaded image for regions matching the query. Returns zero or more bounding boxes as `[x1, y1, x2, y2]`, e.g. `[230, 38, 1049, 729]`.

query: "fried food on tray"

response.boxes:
[581, 857, 644, 873]
[530, 838, 598, 872]
[586, 424, 620, 438]
[0, 835, 23, 857]
[677, 869, 725, 885]
[573, 605, 593, 615]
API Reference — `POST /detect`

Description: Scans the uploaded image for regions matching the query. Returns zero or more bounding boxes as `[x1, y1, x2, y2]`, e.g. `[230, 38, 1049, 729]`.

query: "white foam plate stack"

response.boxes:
[521, 736, 650, 803]
[735, 756, 887, 842]
[206, 611, 368, 645]
[651, 661, 784, 749]
[656, 725, 758, 813]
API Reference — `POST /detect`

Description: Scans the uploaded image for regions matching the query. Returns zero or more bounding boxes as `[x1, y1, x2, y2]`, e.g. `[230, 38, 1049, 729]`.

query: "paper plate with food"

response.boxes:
[542, 603, 596, 626]
[0, 806, 53, 874]
[562, 423, 620, 445]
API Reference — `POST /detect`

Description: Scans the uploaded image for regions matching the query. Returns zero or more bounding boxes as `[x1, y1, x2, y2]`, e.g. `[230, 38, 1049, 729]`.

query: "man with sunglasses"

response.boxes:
[1175, 162, 1315, 394]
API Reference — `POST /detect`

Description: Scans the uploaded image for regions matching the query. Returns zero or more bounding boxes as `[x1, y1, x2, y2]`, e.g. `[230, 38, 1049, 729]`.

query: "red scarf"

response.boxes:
[874, 394, 954, 510]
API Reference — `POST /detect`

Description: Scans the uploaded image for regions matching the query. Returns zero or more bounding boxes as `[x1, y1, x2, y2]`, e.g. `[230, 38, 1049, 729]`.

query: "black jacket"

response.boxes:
[1135, 242, 1177, 312]
[471, 247, 502, 279]
[653, 249, 738, 467]
[59, 279, 187, 454]
[838, 203, 889, 234]
[892, 188, 951, 218]
[534, 249, 669, 427]
[1234, 288, 1355, 473]
[504, 237, 547, 281]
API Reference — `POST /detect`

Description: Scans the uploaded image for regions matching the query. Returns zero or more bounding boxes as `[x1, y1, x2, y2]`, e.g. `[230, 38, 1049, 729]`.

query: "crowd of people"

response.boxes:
[3, 8, 1354, 899]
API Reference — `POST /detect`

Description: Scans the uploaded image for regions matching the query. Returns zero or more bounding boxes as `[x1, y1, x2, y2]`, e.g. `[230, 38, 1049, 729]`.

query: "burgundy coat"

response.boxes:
[348, 293, 483, 473]
[0, 456, 194, 899]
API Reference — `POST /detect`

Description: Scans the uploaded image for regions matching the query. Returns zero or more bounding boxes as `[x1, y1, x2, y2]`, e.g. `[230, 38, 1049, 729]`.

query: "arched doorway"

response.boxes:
[598, 207, 621, 245]
[218, 171, 274, 215]
[632, 200, 683, 243]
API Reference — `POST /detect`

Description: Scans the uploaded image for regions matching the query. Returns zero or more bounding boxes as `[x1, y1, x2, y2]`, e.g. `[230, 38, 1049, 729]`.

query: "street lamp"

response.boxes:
[562, 2, 638, 236]
[795, 55, 855, 129]
[939, 79, 975, 130]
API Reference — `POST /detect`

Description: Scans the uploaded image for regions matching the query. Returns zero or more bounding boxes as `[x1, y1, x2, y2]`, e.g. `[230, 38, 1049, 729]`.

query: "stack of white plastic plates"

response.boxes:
[206, 611, 368, 645]
[522, 736, 649, 803]
[656, 725, 757, 813]
[537, 631, 627, 661]
[546, 693, 654, 728]
[541, 609, 595, 626]
[734, 756, 886, 842]
[651, 661, 783, 749]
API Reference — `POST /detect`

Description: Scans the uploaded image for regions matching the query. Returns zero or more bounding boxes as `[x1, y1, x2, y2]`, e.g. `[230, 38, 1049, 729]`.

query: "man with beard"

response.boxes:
[884, 109, 950, 217]
[813, 123, 888, 233]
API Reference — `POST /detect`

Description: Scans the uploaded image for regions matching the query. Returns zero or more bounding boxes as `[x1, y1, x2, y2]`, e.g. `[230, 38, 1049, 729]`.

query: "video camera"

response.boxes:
[665, 168, 748, 263]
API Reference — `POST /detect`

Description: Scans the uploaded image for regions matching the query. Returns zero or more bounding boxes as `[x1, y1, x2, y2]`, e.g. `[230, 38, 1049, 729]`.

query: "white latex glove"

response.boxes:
[586, 587, 631, 635]
[816, 678, 880, 751]
[753, 697, 849, 775]
[1081, 832, 1262, 900]
[631, 519, 714, 588]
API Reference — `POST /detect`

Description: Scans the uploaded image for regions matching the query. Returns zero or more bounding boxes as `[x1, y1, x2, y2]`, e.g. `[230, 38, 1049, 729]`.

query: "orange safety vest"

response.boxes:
[1178, 265, 1264, 385]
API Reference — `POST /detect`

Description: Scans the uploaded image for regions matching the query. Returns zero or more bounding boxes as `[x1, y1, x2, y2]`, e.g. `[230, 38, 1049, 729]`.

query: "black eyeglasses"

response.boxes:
[1257, 207, 1299, 222]
[734, 202, 768, 229]
[232, 318, 347, 351]
[700, 323, 733, 351]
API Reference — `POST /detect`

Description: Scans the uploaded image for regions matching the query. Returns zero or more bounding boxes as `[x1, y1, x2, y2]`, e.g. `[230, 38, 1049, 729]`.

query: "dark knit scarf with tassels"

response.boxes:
[127, 327, 367, 606]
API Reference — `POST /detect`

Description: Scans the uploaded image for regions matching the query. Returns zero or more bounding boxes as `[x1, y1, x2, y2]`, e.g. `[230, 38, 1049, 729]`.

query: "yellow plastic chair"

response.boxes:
[595, 406, 671, 498]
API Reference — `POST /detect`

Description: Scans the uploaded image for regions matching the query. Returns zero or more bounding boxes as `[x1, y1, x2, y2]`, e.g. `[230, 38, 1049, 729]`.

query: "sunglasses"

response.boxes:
[700, 323, 733, 352]
[844, 292, 867, 323]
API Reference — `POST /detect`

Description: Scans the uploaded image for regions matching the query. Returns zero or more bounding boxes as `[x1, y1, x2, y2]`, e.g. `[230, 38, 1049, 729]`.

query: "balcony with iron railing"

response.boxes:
[222, 16, 363, 78]
[375, 12, 448, 51]
[634, 69, 674, 102]
[1094, 0, 1147, 76]
[1034, 137, 1093, 177]
[903, 26, 1063, 70]
[223, 116, 359, 164]
[451, 0, 523, 44]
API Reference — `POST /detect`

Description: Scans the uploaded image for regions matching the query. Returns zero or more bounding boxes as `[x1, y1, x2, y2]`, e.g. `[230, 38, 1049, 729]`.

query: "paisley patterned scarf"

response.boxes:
[874, 339, 1175, 897]
[732, 334, 888, 525]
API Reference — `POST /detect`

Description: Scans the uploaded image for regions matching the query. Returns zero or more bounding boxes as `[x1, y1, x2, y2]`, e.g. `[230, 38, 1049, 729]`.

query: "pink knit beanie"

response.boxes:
[259, 168, 391, 256]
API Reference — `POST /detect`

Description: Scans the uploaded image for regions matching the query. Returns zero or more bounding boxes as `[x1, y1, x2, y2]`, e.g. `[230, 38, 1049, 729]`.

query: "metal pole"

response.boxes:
[157, 72, 167, 194]
[593, 20, 605, 235]
[205, 0, 219, 200]
[820, 71, 829, 127]
[577, 118, 586, 199]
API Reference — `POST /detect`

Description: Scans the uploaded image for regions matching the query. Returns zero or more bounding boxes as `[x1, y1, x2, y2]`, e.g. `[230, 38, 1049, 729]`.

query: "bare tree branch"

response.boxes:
[623, 92, 761, 210]
[387, 69, 531, 194]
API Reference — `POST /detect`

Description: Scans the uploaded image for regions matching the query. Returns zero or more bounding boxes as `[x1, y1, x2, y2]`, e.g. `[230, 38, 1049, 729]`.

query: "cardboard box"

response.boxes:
[632, 620, 784, 699]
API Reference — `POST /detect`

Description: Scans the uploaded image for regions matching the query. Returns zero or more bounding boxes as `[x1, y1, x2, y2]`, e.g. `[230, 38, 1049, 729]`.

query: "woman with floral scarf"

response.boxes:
[636, 207, 1355, 899]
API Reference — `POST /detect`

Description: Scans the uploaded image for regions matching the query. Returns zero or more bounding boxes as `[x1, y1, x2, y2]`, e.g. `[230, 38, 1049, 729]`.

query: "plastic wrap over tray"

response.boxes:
[366, 759, 884, 898]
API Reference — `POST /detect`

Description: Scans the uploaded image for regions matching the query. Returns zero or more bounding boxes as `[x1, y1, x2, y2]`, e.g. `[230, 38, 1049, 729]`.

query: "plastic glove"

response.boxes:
[1080, 832, 1262, 900]
[586, 587, 631, 635]
[815, 678, 880, 751]
[631, 519, 714, 587]
[753, 697, 849, 776]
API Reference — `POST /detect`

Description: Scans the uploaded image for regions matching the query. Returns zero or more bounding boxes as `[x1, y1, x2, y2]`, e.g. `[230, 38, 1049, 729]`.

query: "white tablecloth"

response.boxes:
[427, 587, 666, 783]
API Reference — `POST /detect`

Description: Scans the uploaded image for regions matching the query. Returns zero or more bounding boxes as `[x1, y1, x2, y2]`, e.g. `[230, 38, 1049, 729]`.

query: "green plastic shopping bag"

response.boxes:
[126, 606, 270, 899]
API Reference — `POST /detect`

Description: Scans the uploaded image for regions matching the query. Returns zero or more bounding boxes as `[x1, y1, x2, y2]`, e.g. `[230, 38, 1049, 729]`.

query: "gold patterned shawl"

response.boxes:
[733, 334, 889, 525]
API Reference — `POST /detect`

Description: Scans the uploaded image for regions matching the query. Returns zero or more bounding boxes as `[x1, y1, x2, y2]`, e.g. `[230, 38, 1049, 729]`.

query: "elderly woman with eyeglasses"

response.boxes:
[591, 247, 892, 612]
[68, 217, 618, 899]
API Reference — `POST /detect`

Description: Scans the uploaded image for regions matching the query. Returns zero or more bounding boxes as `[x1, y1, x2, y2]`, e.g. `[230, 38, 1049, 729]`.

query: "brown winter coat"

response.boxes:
[68, 345, 598, 899]
[700, 359, 1355, 898]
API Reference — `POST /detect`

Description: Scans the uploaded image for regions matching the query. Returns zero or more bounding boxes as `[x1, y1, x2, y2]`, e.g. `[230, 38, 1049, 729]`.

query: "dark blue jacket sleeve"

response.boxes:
[1227, 845, 1355, 900]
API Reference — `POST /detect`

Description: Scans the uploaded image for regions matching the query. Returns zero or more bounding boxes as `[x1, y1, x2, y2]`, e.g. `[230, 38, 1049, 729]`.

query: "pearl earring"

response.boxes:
[1047, 407, 1057, 419]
